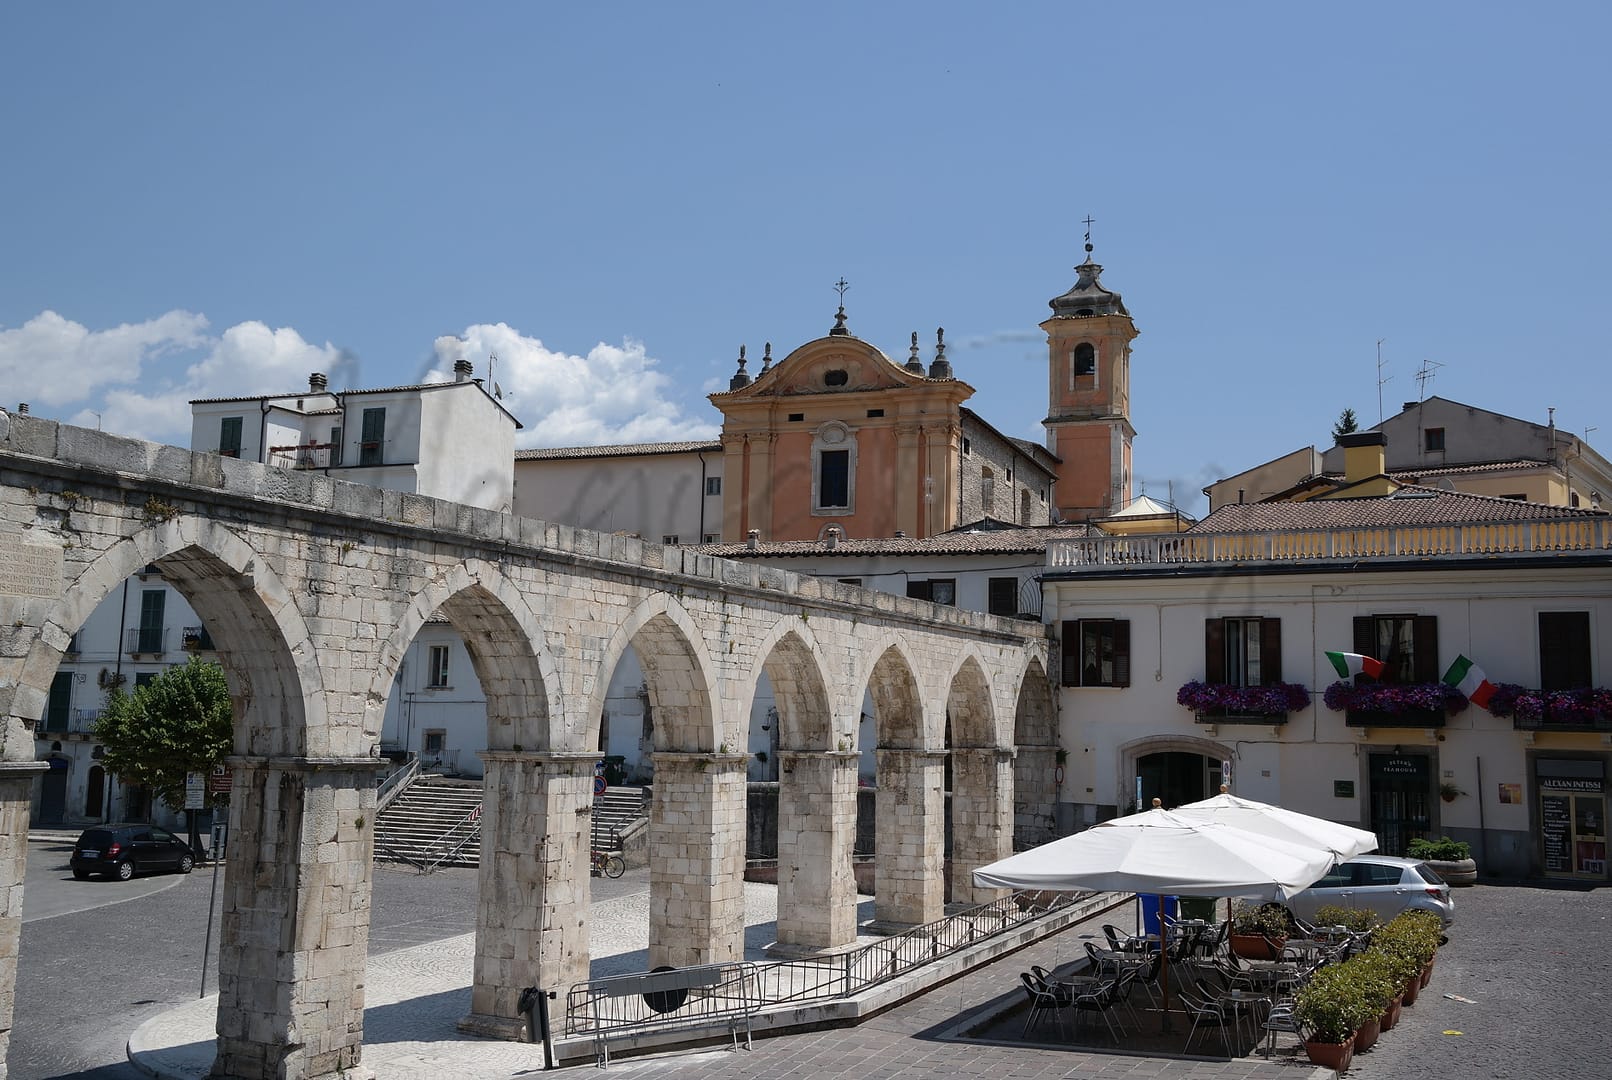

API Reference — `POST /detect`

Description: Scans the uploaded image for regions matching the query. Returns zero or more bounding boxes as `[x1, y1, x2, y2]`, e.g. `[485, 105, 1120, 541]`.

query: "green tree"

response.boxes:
[91, 657, 232, 812]
[1331, 407, 1360, 441]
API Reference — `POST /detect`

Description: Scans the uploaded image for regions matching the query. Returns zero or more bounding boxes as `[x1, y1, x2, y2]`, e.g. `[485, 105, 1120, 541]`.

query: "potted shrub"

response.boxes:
[1408, 835, 1477, 885]
[1295, 963, 1373, 1070]
[1229, 900, 1289, 958]
[1314, 903, 1381, 937]
[1351, 950, 1406, 1032]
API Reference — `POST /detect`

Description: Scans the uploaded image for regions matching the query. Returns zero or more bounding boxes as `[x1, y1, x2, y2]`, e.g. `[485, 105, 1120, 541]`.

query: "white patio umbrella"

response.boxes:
[972, 807, 1339, 1033]
[1172, 792, 1378, 861]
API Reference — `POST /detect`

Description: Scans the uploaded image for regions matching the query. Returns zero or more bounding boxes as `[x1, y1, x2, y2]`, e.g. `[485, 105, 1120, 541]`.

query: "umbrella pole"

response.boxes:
[1157, 893, 1173, 1034]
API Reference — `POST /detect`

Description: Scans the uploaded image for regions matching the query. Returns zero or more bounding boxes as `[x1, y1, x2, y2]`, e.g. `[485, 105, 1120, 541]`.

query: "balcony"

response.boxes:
[1047, 517, 1612, 572]
[1177, 680, 1310, 727]
[1498, 687, 1612, 734]
[1345, 707, 1446, 729]
[182, 626, 215, 651]
[268, 441, 341, 470]
[125, 627, 169, 657]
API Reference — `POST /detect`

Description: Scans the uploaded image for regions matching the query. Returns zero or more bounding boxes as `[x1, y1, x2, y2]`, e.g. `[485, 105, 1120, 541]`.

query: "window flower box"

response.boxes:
[1488, 684, 1612, 732]
[1324, 681, 1466, 728]
[1176, 681, 1310, 724]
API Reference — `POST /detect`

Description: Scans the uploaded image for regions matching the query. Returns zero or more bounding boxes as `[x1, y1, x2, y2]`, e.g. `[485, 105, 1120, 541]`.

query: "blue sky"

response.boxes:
[4, 3, 1607, 515]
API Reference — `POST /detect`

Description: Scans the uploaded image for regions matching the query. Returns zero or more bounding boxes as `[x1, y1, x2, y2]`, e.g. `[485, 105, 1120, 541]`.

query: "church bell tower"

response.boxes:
[1041, 237, 1138, 521]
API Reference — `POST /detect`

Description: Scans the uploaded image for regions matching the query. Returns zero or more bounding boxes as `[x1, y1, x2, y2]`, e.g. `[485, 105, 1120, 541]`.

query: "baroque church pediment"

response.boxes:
[716, 336, 927, 400]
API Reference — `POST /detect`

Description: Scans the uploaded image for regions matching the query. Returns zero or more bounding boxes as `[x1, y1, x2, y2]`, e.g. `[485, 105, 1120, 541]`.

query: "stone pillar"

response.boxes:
[1013, 745, 1059, 848]
[894, 424, 921, 539]
[212, 755, 384, 1080]
[870, 749, 945, 931]
[0, 763, 46, 1080]
[774, 750, 858, 953]
[949, 747, 1016, 907]
[647, 752, 748, 968]
[744, 434, 774, 540]
[461, 751, 593, 1040]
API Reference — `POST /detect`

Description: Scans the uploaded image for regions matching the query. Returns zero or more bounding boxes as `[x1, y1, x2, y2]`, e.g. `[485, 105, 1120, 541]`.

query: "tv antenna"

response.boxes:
[1376, 339, 1391, 423]
[1413, 357, 1444, 402]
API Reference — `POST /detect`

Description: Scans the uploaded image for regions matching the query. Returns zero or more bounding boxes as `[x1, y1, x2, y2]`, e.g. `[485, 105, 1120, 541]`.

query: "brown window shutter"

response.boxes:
[1113, 620, 1131, 687]
[1062, 621, 1081, 686]
[1353, 615, 1375, 656]
[1539, 611, 1591, 689]
[1204, 619, 1226, 683]
[1413, 615, 1440, 683]
[1260, 618, 1283, 684]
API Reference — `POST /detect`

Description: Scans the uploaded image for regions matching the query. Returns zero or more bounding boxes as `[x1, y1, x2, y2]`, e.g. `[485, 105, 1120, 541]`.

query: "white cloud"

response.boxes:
[0, 309, 210, 407]
[431, 323, 719, 448]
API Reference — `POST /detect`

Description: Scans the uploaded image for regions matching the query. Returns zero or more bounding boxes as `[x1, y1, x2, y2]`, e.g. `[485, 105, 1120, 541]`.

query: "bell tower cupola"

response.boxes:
[1041, 225, 1138, 522]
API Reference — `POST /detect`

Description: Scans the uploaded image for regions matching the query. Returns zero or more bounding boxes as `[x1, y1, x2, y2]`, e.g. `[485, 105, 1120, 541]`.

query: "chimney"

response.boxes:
[893, 530, 907, 538]
[1338, 431, 1388, 484]
[824, 525, 841, 550]
[746, 529, 760, 551]
[454, 358, 474, 383]
[309, 372, 328, 393]
[1402, 401, 1418, 412]
[16, 403, 28, 415]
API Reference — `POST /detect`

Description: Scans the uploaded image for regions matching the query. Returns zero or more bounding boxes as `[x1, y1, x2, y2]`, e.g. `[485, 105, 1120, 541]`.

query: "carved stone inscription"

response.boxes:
[0, 536, 61, 597]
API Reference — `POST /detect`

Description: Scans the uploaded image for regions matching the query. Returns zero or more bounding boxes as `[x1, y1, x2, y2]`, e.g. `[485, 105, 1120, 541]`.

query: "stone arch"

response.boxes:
[371, 559, 560, 753]
[747, 616, 832, 751]
[942, 651, 997, 749]
[1117, 732, 1234, 813]
[1012, 655, 1059, 848]
[591, 593, 719, 753]
[1012, 655, 1056, 746]
[20, 517, 321, 758]
[855, 635, 926, 749]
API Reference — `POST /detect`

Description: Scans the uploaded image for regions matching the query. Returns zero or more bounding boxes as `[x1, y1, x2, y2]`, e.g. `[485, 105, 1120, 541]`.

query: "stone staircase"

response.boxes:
[375, 775, 483, 869]
[591, 785, 649, 853]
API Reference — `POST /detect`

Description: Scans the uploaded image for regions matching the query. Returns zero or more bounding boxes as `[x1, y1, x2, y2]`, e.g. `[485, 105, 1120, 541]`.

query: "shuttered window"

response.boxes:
[1539, 611, 1592, 690]
[1353, 614, 1439, 683]
[1061, 619, 1130, 687]
[1205, 617, 1283, 686]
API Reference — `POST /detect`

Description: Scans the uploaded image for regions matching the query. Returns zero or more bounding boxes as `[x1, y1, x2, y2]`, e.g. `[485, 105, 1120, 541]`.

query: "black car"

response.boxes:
[70, 823, 195, 881]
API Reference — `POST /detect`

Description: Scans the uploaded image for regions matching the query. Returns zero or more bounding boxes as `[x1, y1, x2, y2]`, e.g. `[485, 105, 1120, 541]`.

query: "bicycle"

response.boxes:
[590, 849, 625, 879]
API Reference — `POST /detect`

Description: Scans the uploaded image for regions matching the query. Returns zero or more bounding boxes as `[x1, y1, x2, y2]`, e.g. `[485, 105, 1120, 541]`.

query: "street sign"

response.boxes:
[208, 764, 233, 794]
[185, 771, 206, 810]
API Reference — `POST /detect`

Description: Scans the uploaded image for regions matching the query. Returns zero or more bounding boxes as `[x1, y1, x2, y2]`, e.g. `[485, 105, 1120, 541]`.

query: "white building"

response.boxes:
[33, 363, 522, 827]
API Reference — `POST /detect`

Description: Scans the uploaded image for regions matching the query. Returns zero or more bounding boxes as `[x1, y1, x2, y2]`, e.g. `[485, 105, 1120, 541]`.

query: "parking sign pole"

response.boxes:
[200, 821, 226, 999]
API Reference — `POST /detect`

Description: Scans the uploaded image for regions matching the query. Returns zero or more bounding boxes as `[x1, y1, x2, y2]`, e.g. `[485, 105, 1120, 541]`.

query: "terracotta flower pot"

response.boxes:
[1304, 1038, 1354, 1072]
[1353, 1016, 1381, 1052]
[1421, 959, 1434, 988]
[1402, 976, 1420, 1005]
[1229, 932, 1286, 960]
[1379, 996, 1403, 1031]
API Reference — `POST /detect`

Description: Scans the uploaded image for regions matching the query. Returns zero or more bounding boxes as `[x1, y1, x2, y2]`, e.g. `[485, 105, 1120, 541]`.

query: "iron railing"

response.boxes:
[418, 803, 482, 873]
[375, 754, 421, 813]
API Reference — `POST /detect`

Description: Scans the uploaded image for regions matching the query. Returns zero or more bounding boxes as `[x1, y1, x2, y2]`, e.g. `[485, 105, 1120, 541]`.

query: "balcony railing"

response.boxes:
[267, 441, 341, 470]
[1048, 517, 1612, 571]
[182, 626, 215, 651]
[1345, 707, 1446, 729]
[125, 627, 168, 656]
[1195, 708, 1290, 726]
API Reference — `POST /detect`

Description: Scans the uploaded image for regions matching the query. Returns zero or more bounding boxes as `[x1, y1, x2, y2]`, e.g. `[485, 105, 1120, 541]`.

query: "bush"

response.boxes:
[1230, 900, 1290, 937]
[1407, 835, 1471, 861]
[1295, 963, 1378, 1043]
[1314, 904, 1380, 933]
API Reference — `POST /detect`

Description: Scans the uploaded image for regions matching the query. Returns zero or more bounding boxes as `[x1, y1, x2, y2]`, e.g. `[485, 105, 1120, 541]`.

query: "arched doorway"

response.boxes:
[39, 758, 69, 825]
[85, 765, 105, 819]
[1119, 734, 1232, 815]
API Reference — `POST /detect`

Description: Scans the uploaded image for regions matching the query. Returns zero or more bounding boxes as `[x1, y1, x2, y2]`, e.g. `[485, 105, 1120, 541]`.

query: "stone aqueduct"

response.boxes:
[0, 411, 1056, 1080]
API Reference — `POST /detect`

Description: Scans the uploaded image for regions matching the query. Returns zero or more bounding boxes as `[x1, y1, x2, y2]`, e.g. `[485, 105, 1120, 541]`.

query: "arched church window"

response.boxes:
[824, 369, 848, 387]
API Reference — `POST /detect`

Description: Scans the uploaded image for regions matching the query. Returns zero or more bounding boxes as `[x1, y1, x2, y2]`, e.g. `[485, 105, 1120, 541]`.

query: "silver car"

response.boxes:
[1285, 854, 1455, 927]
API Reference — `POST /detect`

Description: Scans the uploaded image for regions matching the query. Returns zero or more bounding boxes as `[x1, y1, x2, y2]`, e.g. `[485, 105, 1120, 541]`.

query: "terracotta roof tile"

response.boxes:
[1195, 486, 1605, 533]
[515, 440, 722, 460]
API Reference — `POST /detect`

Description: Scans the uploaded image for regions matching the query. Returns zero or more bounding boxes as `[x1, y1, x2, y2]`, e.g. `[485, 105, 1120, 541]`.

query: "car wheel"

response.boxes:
[115, 860, 135, 882]
[177, 853, 195, 874]
[71, 867, 88, 881]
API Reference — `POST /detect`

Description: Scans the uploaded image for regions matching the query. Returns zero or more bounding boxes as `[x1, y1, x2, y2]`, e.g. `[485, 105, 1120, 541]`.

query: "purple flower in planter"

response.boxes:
[1177, 681, 1312, 716]
[1322, 680, 1469, 716]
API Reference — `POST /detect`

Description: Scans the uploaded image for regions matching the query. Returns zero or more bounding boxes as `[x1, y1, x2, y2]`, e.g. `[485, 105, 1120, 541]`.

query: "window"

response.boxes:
[359, 407, 386, 467]
[866, 408, 884, 418]
[1539, 611, 1591, 690]
[137, 589, 166, 653]
[662, 535, 680, 545]
[837, 577, 863, 587]
[1205, 617, 1283, 686]
[1499, 493, 1527, 501]
[788, 412, 805, 422]
[423, 730, 446, 756]
[907, 579, 956, 606]
[1073, 342, 1096, 378]
[701, 533, 719, 544]
[218, 416, 243, 458]
[1424, 428, 1445, 452]
[44, 671, 72, 733]
[426, 645, 450, 688]
[705, 476, 721, 496]
[988, 577, 1018, 617]
[962, 438, 971, 456]
[980, 467, 996, 510]
[1061, 619, 1130, 687]
[329, 425, 343, 466]
[811, 421, 857, 513]
[134, 672, 157, 688]
[1353, 614, 1439, 683]
[824, 369, 848, 386]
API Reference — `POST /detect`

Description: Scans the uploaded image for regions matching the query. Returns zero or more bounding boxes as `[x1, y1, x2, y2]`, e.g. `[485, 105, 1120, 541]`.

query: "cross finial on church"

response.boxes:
[834, 277, 849, 304]
[1082, 215, 1095, 242]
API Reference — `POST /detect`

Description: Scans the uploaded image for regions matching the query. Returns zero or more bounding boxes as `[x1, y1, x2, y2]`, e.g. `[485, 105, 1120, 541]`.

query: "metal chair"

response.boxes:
[1261, 1000, 1305, 1058]
[1068, 977, 1125, 1044]
[1178, 989, 1233, 1056]
[1019, 972, 1067, 1039]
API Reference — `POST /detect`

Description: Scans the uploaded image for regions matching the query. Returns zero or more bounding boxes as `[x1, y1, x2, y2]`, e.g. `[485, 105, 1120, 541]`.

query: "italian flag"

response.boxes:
[1327, 651, 1385, 679]
[1443, 655, 1497, 709]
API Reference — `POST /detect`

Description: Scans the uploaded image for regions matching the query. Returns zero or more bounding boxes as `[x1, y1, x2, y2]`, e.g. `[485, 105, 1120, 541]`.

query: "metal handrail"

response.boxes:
[419, 803, 482, 873]
[376, 754, 421, 813]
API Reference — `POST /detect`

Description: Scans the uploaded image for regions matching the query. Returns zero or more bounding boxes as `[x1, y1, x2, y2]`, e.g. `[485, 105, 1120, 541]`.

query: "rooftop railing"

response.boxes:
[1048, 517, 1612, 571]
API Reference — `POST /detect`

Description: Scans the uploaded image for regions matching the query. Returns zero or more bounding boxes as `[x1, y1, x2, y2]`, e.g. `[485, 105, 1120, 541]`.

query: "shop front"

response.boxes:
[1536, 757, 1608, 880]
